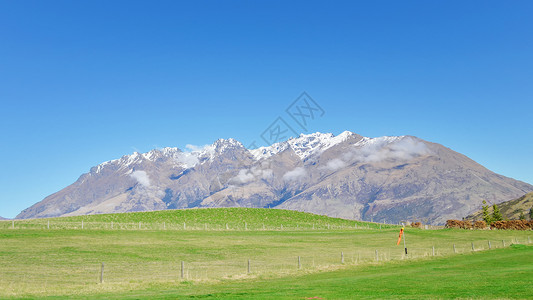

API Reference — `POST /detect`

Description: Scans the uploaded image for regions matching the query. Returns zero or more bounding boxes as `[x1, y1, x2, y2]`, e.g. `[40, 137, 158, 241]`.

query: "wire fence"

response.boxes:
[0, 219, 402, 231]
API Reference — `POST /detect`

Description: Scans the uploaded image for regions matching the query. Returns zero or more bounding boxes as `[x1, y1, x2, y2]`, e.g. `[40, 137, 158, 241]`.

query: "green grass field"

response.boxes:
[1, 208, 532, 299]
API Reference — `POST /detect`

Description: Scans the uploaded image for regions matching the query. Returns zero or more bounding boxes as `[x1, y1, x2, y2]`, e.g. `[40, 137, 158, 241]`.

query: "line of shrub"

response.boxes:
[445, 219, 533, 230]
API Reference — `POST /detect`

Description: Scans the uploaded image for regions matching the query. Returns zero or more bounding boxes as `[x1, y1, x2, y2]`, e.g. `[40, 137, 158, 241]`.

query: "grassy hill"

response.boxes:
[2, 208, 394, 230]
[1, 208, 532, 298]
[467, 192, 533, 221]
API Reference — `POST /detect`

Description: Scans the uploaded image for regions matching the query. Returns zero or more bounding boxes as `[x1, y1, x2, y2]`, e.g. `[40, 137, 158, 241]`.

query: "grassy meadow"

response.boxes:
[0, 208, 532, 299]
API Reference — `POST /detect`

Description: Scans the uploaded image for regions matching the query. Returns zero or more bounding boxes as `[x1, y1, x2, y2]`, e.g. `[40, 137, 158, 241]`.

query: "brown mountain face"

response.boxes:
[17, 132, 533, 224]
[466, 192, 533, 221]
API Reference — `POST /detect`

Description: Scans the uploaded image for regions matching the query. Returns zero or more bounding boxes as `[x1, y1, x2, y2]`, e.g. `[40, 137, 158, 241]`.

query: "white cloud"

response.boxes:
[175, 152, 200, 168]
[325, 158, 346, 171]
[260, 169, 274, 180]
[232, 169, 256, 184]
[130, 170, 151, 187]
[351, 137, 429, 163]
[229, 166, 274, 184]
[283, 167, 307, 181]
[185, 144, 208, 152]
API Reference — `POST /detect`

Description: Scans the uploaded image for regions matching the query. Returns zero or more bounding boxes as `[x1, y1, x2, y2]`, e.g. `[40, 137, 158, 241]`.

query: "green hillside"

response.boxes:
[467, 192, 533, 221]
[1, 208, 393, 230]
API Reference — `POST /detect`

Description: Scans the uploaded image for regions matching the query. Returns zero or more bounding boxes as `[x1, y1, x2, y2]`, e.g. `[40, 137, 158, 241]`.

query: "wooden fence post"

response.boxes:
[247, 259, 251, 274]
[375, 250, 378, 262]
[100, 262, 104, 283]
[139, 221, 141, 229]
[341, 251, 344, 264]
[453, 244, 456, 254]
[81, 220, 84, 230]
[502, 240, 505, 247]
[471, 242, 474, 251]
[181, 261, 184, 279]
[47, 220, 50, 229]
[432, 246, 435, 256]
[245, 222, 247, 230]
[298, 256, 301, 269]
[488, 240, 491, 249]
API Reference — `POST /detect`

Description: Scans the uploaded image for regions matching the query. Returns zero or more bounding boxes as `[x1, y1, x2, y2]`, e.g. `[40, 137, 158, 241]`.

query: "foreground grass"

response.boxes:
[39, 245, 533, 299]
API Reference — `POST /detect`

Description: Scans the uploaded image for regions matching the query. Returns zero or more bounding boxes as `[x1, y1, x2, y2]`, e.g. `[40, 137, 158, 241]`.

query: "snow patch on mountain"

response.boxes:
[250, 131, 357, 161]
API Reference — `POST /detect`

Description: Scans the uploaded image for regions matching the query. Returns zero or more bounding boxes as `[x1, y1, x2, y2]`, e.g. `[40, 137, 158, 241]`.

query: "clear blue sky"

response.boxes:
[1, 1, 532, 218]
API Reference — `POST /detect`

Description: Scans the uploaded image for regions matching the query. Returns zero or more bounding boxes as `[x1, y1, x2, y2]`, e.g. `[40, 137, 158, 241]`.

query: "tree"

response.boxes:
[492, 204, 503, 222]
[519, 210, 525, 220]
[481, 200, 492, 224]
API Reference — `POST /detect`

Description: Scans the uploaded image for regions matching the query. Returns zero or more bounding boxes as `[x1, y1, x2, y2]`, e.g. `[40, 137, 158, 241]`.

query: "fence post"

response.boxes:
[453, 244, 456, 254]
[100, 262, 104, 283]
[328, 224, 330, 230]
[432, 246, 435, 256]
[529, 236, 531, 244]
[183, 222, 186, 230]
[313, 224, 315, 230]
[226, 223, 229, 230]
[47, 220, 50, 229]
[12, 220, 14, 229]
[341, 251, 344, 264]
[263, 223, 265, 230]
[471, 242, 474, 251]
[111, 221, 113, 229]
[181, 261, 184, 279]
[81, 220, 84, 230]
[247, 259, 251, 274]
[245, 222, 247, 230]
[488, 240, 491, 249]
[298, 256, 301, 269]
[139, 221, 141, 229]
[375, 250, 379, 262]
[502, 240, 505, 247]
[163, 222, 165, 230]
[281, 224, 283, 230]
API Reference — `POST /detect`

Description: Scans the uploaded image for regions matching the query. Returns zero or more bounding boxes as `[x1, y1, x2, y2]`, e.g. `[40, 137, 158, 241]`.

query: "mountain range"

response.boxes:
[17, 131, 533, 224]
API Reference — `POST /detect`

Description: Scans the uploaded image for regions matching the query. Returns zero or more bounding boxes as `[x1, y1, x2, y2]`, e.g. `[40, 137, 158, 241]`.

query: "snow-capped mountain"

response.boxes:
[17, 131, 533, 224]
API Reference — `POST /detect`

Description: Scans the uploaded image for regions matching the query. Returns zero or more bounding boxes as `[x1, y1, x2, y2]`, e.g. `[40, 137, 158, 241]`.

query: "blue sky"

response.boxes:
[1, 1, 532, 218]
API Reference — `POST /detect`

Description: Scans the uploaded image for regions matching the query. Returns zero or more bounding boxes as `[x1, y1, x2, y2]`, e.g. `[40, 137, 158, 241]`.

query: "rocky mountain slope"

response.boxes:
[17, 131, 533, 224]
[466, 192, 533, 221]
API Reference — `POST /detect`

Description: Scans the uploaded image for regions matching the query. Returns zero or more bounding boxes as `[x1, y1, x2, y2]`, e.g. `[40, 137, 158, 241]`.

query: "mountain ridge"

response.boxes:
[17, 131, 533, 224]
[466, 192, 533, 221]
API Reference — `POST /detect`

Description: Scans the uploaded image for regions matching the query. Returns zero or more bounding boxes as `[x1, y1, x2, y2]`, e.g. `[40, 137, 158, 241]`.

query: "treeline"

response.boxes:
[445, 219, 533, 230]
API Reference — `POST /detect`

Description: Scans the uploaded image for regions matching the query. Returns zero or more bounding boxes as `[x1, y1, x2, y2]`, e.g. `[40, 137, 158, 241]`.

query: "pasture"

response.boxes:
[0, 208, 531, 299]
